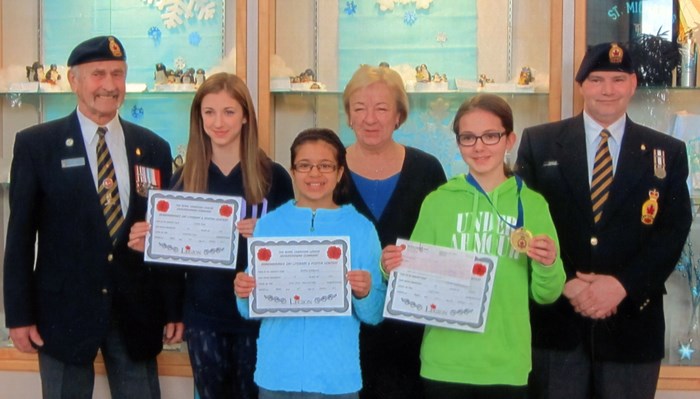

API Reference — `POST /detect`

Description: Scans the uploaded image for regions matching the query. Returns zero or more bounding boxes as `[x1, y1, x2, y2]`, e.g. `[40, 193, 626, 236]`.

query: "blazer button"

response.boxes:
[102, 288, 109, 294]
[590, 237, 598, 246]
[107, 253, 114, 262]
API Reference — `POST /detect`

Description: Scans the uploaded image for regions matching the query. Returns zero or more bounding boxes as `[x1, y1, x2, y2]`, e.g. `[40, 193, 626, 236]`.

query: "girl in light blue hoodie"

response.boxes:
[235, 128, 385, 399]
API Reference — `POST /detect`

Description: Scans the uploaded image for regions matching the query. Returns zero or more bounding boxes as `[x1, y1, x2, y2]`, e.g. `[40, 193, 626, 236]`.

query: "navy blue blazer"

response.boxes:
[3, 111, 179, 364]
[516, 114, 692, 362]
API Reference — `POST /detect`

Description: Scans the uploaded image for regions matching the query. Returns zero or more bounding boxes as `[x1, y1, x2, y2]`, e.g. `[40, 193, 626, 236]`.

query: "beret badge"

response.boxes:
[109, 37, 123, 58]
[609, 43, 623, 64]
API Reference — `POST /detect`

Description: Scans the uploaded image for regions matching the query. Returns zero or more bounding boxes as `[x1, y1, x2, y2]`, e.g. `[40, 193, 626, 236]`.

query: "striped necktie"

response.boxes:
[591, 129, 613, 224]
[96, 127, 124, 243]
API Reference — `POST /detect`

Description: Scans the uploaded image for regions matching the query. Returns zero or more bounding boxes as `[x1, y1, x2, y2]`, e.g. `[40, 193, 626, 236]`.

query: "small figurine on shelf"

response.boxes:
[416, 64, 431, 82]
[181, 68, 194, 84]
[301, 68, 315, 82]
[195, 68, 206, 87]
[44, 64, 61, 84]
[154, 63, 167, 84]
[478, 74, 494, 87]
[26, 62, 45, 82]
[379, 61, 390, 68]
[518, 66, 534, 85]
[167, 69, 178, 84]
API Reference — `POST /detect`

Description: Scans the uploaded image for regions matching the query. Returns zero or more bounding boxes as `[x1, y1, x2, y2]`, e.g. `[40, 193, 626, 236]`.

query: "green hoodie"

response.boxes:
[411, 174, 565, 386]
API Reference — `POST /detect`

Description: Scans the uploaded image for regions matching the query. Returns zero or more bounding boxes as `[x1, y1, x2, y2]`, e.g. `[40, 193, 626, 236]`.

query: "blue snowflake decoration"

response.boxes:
[131, 105, 144, 121]
[344, 1, 357, 15]
[678, 342, 696, 360]
[189, 32, 202, 46]
[148, 26, 162, 46]
[404, 11, 418, 26]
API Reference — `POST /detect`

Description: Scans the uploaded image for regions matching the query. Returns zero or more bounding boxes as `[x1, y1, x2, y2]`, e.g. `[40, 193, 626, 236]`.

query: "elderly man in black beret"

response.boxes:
[516, 42, 692, 399]
[3, 35, 183, 399]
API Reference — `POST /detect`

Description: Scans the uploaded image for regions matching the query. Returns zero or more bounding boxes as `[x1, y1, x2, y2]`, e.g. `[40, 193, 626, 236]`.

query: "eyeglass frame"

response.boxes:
[292, 162, 339, 173]
[456, 131, 507, 147]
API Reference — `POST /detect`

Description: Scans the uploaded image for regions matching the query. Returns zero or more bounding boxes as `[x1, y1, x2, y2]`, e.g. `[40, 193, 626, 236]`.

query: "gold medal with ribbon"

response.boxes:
[641, 189, 659, 225]
[510, 227, 533, 253]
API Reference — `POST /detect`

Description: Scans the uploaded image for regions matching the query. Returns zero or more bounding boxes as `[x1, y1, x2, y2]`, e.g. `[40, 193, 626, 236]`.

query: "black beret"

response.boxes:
[575, 42, 634, 83]
[67, 36, 126, 67]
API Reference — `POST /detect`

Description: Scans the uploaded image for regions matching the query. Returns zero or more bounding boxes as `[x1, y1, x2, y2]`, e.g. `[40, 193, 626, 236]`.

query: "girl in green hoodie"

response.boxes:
[382, 94, 566, 399]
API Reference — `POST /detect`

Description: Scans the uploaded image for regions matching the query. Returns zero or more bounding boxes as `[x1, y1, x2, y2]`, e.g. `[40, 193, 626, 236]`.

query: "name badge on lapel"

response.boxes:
[134, 165, 162, 197]
[61, 157, 86, 169]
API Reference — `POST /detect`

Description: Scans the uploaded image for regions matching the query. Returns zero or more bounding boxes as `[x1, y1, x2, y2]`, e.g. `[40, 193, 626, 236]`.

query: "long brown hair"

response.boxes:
[179, 72, 271, 203]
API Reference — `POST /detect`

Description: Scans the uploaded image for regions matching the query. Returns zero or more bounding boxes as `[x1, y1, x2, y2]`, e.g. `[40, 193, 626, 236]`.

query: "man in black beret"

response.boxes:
[4, 35, 183, 398]
[516, 42, 691, 398]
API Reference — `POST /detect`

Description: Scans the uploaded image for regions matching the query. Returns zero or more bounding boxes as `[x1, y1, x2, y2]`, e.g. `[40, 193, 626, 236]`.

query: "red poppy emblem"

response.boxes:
[219, 204, 233, 218]
[430, 304, 437, 310]
[185, 245, 191, 251]
[327, 246, 342, 260]
[294, 295, 300, 301]
[156, 200, 170, 213]
[472, 263, 487, 277]
[257, 248, 272, 262]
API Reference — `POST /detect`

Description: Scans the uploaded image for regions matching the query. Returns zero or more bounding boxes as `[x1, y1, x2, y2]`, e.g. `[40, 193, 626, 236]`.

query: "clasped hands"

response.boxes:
[564, 272, 626, 320]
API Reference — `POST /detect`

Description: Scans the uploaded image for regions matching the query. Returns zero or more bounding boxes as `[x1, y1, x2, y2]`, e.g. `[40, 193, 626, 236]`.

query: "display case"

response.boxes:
[0, 0, 247, 377]
[256, 0, 562, 172]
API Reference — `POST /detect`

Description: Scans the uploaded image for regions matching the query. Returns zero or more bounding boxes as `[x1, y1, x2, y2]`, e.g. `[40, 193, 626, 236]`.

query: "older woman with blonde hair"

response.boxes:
[344, 65, 446, 399]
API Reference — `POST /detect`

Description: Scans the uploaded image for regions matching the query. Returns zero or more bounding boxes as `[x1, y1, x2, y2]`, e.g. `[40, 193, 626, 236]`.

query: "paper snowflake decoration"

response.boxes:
[404, 11, 417, 26]
[174, 57, 187, 70]
[436, 32, 447, 45]
[344, 1, 357, 15]
[131, 105, 145, 121]
[148, 26, 162, 46]
[429, 97, 451, 121]
[189, 32, 202, 46]
[679, 341, 696, 360]
[143, 0, 217, 29]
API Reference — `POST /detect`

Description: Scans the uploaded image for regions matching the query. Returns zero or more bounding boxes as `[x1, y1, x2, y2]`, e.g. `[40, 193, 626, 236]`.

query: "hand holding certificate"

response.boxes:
[144, 190, 243, 269]
[248, 236, 352, 318]
[383, 238, 498, 332]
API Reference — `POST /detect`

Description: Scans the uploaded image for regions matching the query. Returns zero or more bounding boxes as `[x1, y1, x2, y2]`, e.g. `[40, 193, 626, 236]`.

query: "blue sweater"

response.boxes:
[237, 201, 385, 394]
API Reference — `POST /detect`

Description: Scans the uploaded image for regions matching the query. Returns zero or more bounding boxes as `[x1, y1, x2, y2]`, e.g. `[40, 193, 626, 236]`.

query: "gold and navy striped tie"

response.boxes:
[96, 127, 124, 243]
[591, 129, 613, 224]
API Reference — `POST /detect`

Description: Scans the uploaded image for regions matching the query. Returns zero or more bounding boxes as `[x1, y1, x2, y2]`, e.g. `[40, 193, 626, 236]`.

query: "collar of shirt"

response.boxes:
[583, 112, 626, 184]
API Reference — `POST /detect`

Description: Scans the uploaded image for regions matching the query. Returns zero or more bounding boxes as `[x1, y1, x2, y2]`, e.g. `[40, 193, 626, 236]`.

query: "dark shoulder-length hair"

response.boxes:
[179, 72, 271, 203]
[290, 128, 350, 205]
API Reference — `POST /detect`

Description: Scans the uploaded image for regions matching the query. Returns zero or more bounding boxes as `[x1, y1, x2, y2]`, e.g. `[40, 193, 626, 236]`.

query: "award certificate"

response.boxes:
[383, 238, 498, 332]
[248, 236, 351, 318]
[145, 190, 242, 269]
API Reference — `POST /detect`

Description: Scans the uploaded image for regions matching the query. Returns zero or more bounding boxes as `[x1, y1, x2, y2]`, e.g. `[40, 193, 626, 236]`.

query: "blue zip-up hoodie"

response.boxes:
[237, 200, 385, 394]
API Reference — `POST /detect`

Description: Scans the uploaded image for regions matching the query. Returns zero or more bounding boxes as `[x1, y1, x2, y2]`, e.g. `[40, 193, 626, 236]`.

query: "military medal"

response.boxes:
[510, 227, 533, 253]
[641, 189, 659, 225]
[466, 174, 529, 254]
[134, 164, 162, 197]
[653, 149, 666, 179]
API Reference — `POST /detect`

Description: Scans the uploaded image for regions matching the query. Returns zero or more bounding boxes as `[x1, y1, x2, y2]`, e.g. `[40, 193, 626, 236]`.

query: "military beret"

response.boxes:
[575, 42, 634, 83]
[67, 36, 126, 67]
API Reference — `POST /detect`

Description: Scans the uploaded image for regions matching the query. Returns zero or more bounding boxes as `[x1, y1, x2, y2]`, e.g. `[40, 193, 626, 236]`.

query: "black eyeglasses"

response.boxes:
[293, 162, 338, 173]
[456, 132, 506, 147]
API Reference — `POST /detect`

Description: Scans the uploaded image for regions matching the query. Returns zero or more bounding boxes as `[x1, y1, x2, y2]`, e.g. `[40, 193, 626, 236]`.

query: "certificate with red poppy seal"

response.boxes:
[383, 239, 498, 332]
[248, 236, 352, 317]
[144, 190, 243, 269]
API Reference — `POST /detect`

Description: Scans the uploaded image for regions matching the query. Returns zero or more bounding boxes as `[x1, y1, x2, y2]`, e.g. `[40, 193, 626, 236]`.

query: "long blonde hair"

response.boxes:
[179, 72, 271, 203]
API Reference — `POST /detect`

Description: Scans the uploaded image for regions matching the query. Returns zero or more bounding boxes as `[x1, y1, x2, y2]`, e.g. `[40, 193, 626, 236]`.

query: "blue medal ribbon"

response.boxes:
[465, 174, 524, 230]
